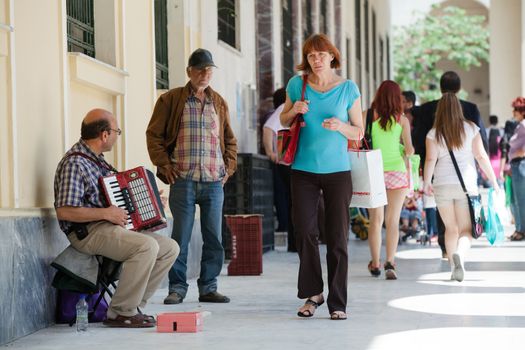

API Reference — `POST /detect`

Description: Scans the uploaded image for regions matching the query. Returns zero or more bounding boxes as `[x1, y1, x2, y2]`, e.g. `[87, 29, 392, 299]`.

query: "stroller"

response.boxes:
[350, 207, 369, 240]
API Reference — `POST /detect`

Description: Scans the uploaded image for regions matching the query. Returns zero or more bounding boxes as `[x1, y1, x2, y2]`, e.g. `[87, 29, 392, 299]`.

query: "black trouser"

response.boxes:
[273, 163, 289, 232]
[291, 170, 352, 313]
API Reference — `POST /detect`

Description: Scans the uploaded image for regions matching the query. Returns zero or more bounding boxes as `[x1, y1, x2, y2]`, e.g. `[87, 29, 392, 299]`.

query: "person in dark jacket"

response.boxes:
[412, 71, 488, 256]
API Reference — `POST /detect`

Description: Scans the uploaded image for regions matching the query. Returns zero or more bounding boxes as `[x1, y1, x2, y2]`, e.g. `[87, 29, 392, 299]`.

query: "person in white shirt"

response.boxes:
[263, 88, 296, 251]
[423, 93, 499, 282]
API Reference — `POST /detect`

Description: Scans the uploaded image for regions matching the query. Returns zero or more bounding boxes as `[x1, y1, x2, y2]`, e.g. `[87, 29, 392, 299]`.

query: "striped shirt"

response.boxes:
[170, 90, 225, 182]
[54, 139, 115, 234]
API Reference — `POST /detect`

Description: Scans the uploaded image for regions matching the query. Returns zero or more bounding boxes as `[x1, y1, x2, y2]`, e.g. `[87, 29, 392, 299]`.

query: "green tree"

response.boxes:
[393, 5, 489, 102]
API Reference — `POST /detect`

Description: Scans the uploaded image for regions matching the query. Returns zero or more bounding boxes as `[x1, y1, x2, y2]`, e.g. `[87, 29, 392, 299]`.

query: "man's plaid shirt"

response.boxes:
[54, 138, 114, 234]
[170, 90, 226, 182]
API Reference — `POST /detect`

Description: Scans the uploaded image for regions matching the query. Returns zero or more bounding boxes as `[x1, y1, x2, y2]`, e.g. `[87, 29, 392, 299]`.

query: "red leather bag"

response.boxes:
[277, 75, 308, 165]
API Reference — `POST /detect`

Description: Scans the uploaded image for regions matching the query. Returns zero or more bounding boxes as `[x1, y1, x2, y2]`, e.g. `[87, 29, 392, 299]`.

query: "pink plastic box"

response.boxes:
[156, 312, 203, 333]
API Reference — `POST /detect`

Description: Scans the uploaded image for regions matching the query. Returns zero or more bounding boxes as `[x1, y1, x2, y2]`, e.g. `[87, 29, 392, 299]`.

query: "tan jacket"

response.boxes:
[146, 82, 238, 183]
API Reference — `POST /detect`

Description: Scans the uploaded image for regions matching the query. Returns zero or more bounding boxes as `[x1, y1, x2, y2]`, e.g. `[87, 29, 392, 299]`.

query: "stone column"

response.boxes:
[489, 0, 522, 120]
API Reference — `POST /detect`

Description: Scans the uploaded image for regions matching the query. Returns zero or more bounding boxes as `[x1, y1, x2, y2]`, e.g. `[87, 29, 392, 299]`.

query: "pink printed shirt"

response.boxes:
[170, 90, 226, 182]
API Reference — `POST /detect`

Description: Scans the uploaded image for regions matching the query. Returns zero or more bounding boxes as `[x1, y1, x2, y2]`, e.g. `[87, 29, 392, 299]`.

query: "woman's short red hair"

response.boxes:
[512, 96, 525, 114]
[371, 80, 403, 130]
[296, 34, 341, 73]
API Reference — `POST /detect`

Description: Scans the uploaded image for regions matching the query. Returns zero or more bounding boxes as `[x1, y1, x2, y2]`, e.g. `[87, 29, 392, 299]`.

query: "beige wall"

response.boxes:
[0, 0, 395, 210]
[14, 0, 65, 207]
[0, 0, 14, 208]
[0, 0, 154, 208]
[490, 0, 523, 124]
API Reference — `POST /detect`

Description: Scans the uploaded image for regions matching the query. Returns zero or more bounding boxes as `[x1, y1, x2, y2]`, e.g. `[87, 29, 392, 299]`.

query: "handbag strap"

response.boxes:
[446, 146, 469, 196]
[296, 74, 308, 123]
[300, 74, 308, 102]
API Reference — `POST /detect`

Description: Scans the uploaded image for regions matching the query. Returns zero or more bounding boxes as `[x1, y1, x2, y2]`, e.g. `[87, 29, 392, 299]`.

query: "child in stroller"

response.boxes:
[400, 191, 424, 243]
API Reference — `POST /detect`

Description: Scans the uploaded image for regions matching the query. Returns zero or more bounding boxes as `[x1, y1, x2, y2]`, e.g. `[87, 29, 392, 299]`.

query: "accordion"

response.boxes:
[99, 166, 167, 232]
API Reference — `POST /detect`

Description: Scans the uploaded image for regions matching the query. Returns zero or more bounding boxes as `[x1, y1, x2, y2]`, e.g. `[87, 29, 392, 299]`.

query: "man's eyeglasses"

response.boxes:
[107, 128, 122, 136]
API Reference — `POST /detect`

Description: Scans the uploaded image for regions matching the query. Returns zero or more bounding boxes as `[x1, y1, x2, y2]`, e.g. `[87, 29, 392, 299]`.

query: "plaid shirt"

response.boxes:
[54, 139, 115, 234]
[170, 90, 226, 182]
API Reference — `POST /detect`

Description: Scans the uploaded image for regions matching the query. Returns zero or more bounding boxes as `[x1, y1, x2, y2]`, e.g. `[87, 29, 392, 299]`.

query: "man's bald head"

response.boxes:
[81, 109, 115, 140]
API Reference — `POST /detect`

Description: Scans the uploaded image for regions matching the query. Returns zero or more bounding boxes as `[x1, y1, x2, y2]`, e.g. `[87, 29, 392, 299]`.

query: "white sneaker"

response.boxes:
[452, 253, 464, 282]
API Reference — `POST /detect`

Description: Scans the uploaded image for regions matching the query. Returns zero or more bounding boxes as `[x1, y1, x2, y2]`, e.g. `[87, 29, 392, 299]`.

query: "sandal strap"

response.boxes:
[305, 299, 321, 308]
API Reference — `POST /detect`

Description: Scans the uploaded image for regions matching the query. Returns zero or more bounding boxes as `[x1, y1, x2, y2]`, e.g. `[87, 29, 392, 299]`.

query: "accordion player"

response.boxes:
[99, 166, 167, 232]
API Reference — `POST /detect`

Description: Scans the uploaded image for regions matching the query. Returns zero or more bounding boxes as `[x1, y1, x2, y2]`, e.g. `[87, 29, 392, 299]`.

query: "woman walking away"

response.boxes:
[365, 80, 414, 280]
[507, 97, 525, 241]
[486, 115, 503, 185]
[423, 93, 499, 282]
[280, 34, 363, 320]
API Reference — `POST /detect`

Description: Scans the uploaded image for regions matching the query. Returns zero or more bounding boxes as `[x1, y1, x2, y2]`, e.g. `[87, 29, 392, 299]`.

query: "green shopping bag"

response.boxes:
[408, 155, 420, 191]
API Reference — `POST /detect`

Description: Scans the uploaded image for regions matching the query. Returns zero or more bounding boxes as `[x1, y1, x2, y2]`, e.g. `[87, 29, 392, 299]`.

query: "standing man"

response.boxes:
[146, 48, 238, 305]
[412, 71, 488, 256]
[54, 109, 179, 327]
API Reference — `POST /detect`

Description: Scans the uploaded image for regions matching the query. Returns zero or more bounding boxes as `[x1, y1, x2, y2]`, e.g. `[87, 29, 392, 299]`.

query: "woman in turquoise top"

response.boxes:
[280, 34, 363, 320]
[364, 80, 414, 280]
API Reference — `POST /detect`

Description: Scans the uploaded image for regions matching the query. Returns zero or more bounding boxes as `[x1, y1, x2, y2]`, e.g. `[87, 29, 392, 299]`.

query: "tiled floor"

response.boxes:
[4, 233, 525, 350]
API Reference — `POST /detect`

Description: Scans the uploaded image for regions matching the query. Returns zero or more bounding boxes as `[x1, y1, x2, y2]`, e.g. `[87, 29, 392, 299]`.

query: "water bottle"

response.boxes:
[76, 294, 88, 332]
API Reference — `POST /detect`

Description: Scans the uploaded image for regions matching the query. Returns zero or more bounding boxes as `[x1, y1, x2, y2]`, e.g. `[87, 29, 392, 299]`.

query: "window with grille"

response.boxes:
[372, 10, 377, 85]
[155, 0, 169, 89]
[355, 0, 361, 88]
[218, 0, 237, 49]
[66, 0, 95, 57]
[386, 35, 390, 80]
[282, 0, 294, 83]
[302, 0, 312, 40]
[379, 37, 384, 82]
[364, 0, 369, 74]
[320, 0, 327, 34]
[355, 0, 361, 61]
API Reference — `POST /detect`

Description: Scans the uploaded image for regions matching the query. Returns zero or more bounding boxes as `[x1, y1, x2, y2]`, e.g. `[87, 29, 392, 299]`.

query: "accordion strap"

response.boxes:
[66, 152, 117, 173]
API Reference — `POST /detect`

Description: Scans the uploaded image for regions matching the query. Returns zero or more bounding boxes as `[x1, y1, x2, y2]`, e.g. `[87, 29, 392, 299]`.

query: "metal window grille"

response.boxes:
[355, 0, 361, 61]
[364, 0, 369, 74]
[155, 0, 169, 89]
[372, 10, 377, 83]
[386, 35, 390, 80]
[218, 0, 237, 48]
[302, 0, 312, 40]
[320, 0, 327, 34]
[282, 0, 294, 83]
[379, 37, 384, 81]
[66, 0, 95, 57]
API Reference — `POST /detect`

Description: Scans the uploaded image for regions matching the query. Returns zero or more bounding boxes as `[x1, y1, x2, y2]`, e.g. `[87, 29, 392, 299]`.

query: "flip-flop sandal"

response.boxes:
[103, 314, 155, 328]
[330, 311, 347, 320]
[511, 232, 525, 241]
[297, 298, 324, 318]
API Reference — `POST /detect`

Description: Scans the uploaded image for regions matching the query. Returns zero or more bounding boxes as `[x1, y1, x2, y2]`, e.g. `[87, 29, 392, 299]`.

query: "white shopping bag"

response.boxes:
[349, 149, 388, 208]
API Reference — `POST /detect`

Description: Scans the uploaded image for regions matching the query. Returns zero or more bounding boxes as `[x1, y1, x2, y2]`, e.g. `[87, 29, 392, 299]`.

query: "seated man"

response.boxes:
[54, 108, 179, 328]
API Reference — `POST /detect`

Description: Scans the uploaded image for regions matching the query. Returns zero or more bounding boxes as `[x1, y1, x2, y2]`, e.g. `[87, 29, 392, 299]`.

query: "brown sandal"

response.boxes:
[103, 314, 155, 328]
[330, 311, 347, 320]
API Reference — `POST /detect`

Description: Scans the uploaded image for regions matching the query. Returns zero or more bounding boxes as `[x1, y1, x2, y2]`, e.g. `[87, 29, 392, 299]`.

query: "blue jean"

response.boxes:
[168, 179, 224, 297]
[425, 208, 438, 236]
[511, 160, 525, 233]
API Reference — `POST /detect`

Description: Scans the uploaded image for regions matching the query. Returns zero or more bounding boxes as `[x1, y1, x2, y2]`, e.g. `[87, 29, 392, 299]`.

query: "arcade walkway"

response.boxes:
[4, 234, 525, 350]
